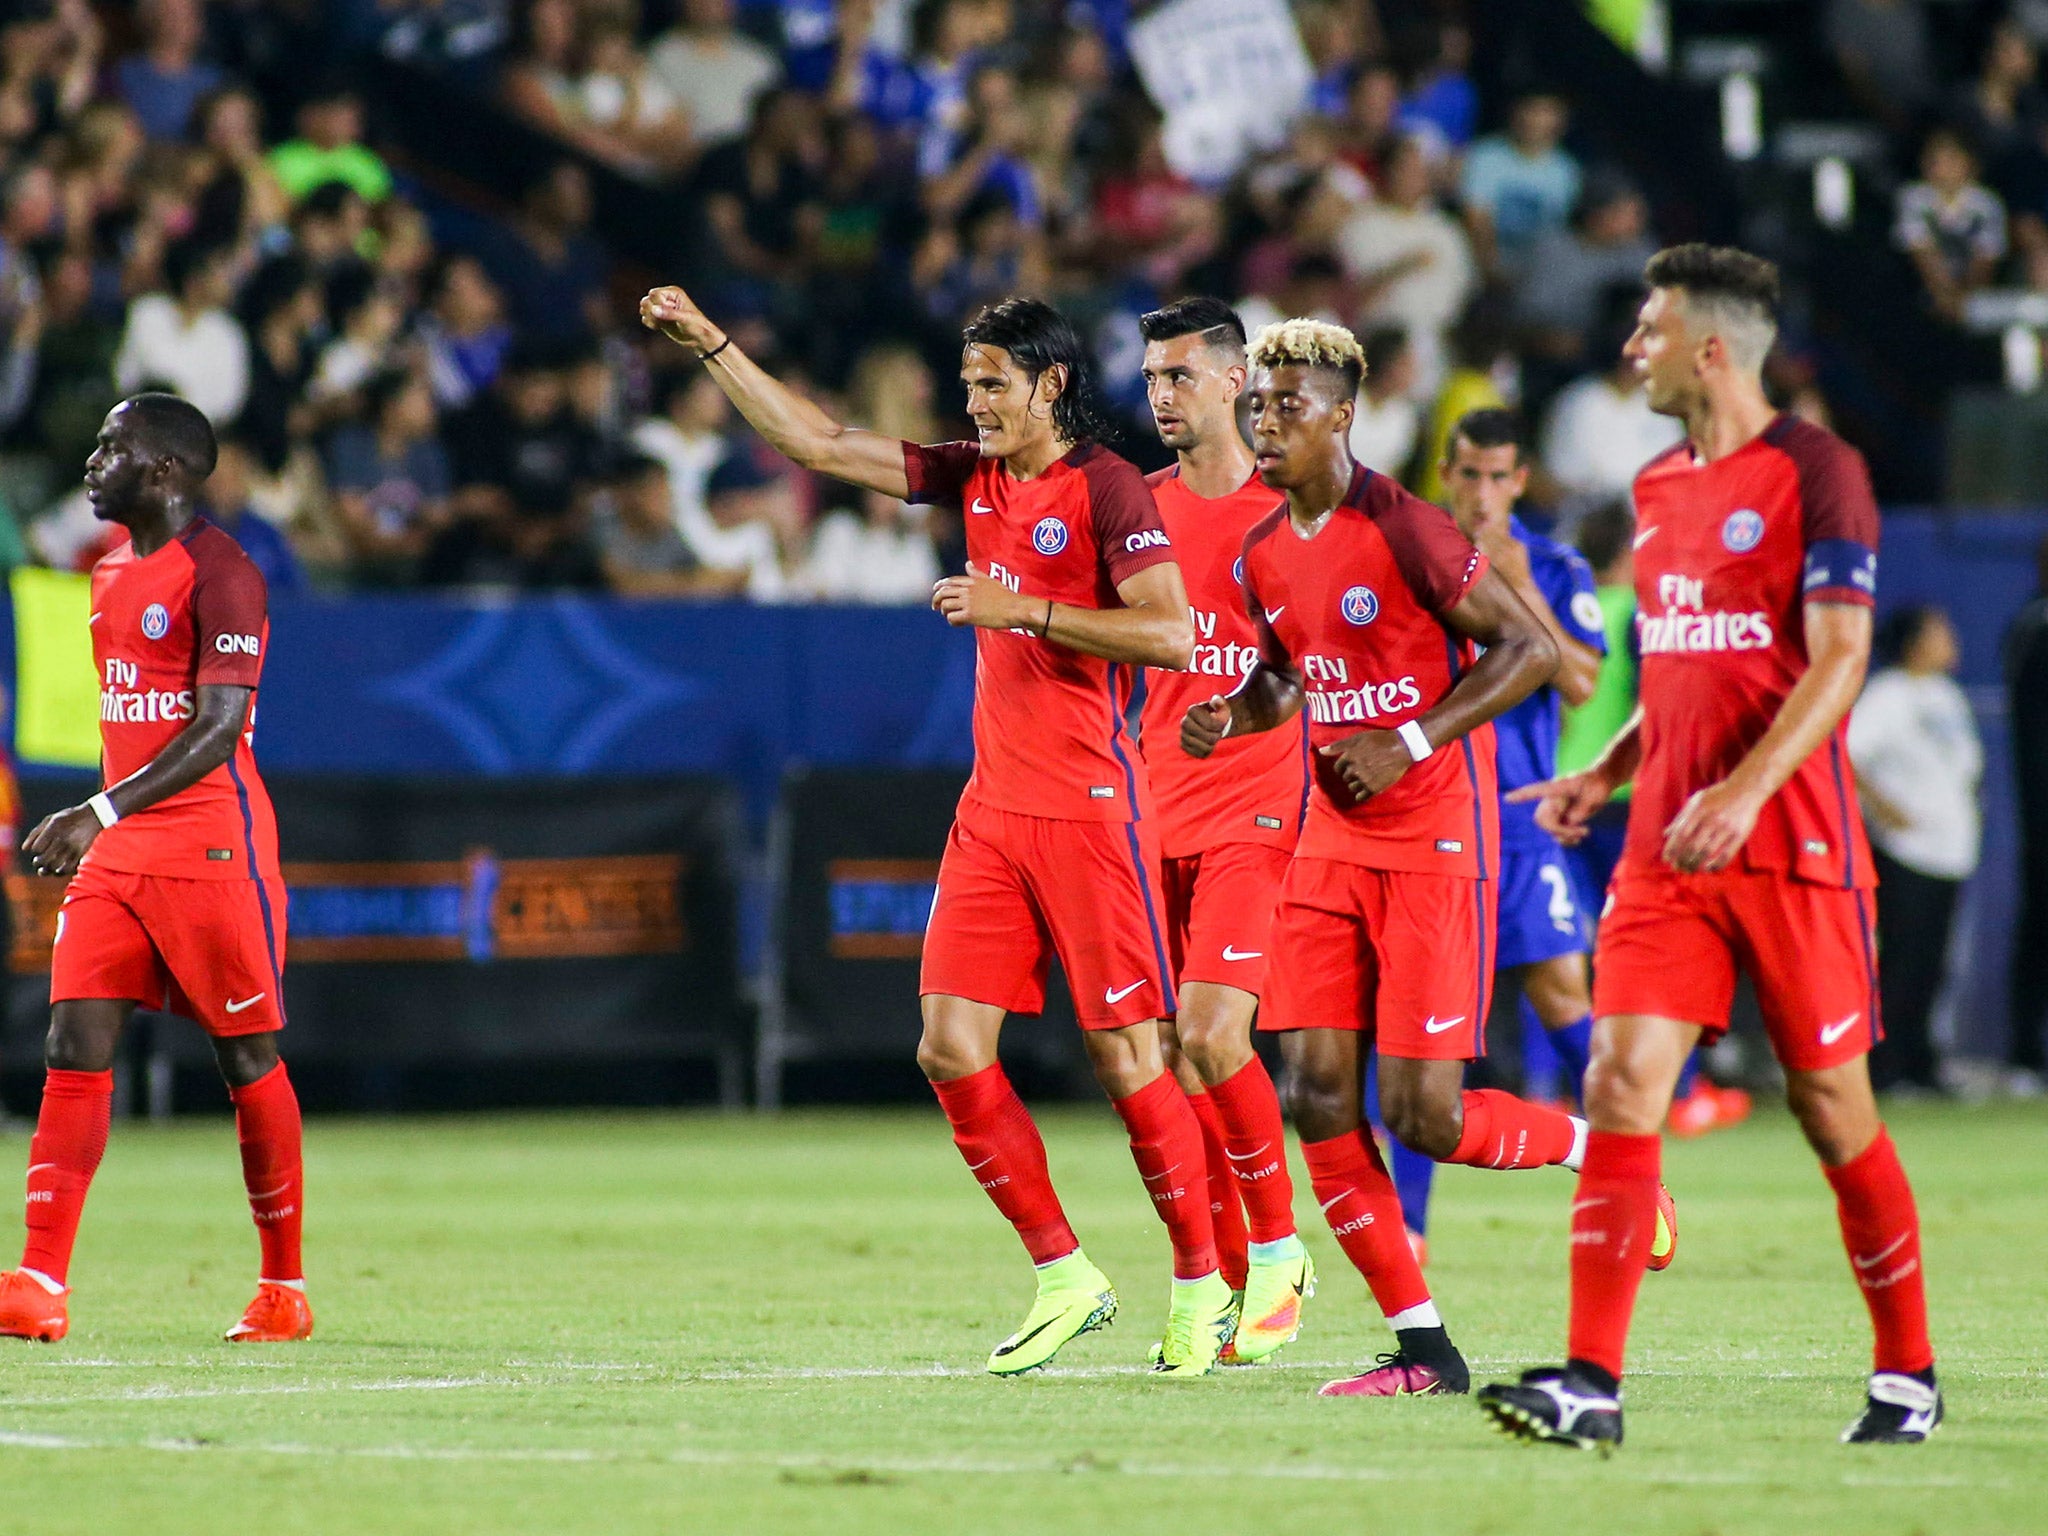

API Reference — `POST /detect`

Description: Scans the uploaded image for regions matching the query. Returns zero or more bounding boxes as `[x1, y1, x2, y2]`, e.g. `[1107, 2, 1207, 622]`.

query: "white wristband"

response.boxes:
[1396, 719, 1434, 763]
[86, 792, 119, 828]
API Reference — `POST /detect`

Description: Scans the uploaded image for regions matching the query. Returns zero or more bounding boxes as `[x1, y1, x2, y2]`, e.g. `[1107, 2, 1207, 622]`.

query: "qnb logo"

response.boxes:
[1032, 517, 1069, 555]
[1340, 585, 1380, 625]
[1124, 528, 1169, 554]
[1187, 608, 1256, 679]
[214, 632, 260, 656]
[1638, 603, 1775, 655]
[1302, 653, 1422, 723]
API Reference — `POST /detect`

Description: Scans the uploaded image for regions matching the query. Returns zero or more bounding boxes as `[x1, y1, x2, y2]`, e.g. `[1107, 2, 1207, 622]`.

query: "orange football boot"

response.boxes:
[226, 1282, 313, 1342]
[1646, 1182, 1680, 1273]
[0, 1268, 69, 1341]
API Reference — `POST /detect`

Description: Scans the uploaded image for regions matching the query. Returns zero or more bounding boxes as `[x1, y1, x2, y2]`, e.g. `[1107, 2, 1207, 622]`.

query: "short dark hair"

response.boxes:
[1575, 499, 1636, 573]
[122, 392, 218, 478]
[1138, 296, 1247, 352]
[1447, 407, 1526, 463]
[1643, 243, 1780, 317]
[960, 296, 1116, 447]
[1875, 604, 1943, 668]
[163, 237, 228, 298]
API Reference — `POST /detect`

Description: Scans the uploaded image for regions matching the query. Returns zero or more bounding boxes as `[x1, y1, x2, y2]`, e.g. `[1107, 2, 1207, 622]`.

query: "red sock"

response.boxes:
[931, 1064, 1077, 1266]
[1300, 1128, 1430, 1317]
[20, 1069, 113, 1286]
[230, 1063, 305, 1284]
[1449, 1088, 1579, 1169]
[1111, 1073, 1218, 1281]
[1566, 1130, 1661, 1380]
[1824, 1128, 1934, 1375]
[1206, 1055, 1298, 1243]
[1185, 1090, 1248, 1290]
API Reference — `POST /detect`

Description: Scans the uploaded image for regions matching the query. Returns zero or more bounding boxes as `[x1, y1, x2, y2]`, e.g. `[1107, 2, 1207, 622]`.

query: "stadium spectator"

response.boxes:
[466, 161, 611, 346]
[311, 269, 408, 406]
[1348, 326, 1420, 480]
[204, 431, 305, 594]
[112, 0, 223, 142]
[647, 0, 783, 150]
[696, 89, 826, 304]
[694, 451, 794, 600]
[234, 255, 323, 474]
[573, 19, 694, 182]
[1396, 19, 1477, 156]
[1896, 127, 2007, 324]
[113, 239, 248, 425]
[596, 452, 746, 598]
[799, 487, 940, 602]
[326, 367, 453, 583]
[190, 85, 290, 248]
[266, 80, 391, 204]
[1947, 18, 2047, 189]
[1850, 606, 1982, 1094]
[18, 248, 116, 469]
[375, 0, 509, 79]
[1235, 251, 1348, 340]
[419, 253, 512, 410]
[1415, 297, 1514, 505]
[1515, 173, 1657, 370]
[288, 181, 373, 287]
[1089, 101, 1218, 290]
[1825, 0, 1936, 137]
[632, 368, 732, 540]
[1460, 92, 1580, 279]
[1337, 134, 1475, 400]
[2005, 536, 2048, 1090]
[1338, 61, 1401, 187]
[1541, 293, 1684, 519]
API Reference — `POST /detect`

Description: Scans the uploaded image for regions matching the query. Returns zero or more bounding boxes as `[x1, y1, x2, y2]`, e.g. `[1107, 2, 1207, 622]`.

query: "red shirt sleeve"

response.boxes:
[1079, 448, 1175, 586]
[1239, 511, 1292, 668]
[1372, 482, 1489, 616]
[902, 440, 982, 508]
[190, 533, 268, 688]
[1773, 419, 1880, 606]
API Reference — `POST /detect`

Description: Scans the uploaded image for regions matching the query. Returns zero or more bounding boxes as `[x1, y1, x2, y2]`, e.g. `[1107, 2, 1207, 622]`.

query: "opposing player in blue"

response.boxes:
[1383, 409, 1667, 1269]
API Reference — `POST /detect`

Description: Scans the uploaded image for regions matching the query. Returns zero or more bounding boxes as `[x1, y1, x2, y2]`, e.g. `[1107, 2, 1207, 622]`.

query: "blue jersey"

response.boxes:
[1495, 515, 1606, 848]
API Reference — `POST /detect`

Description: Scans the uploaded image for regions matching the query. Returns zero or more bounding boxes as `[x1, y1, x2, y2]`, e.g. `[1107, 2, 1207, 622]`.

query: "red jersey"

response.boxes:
[1239, 465, 1497, 878]
[904, 441, 1176, 822]
[1139, 465, 1306, 858]
[1627, 414, 1879, 887]
[84, 518, 280, 882]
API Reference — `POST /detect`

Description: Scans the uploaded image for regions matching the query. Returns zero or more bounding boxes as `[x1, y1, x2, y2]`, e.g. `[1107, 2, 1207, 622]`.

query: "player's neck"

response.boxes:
[1174, 433, 1255, 500]
[1684, 381, 1777, 464]
[1284, 455, 1356, 532]
[1003, 434, 1075, 481]
[125, 500, 197, 559]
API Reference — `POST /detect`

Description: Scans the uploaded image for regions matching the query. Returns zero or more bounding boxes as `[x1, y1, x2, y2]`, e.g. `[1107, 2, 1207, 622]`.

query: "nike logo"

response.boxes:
[1422, 1014, 1466, 1035]
[1221, 946, 1262, 961]
[1633, 526, 1660, 550]
[224, 993, 267, 1015]
[1262, 607, 1285, 623]
[1224, 1146, 1271, 1163]
[970, 498, 994, 515]
[88, 612, 102, 625]
[246, 1183, 292, 1202]
[1571, 1198, 1609, 1217]
[1819, 1011, 1861, 1046]
[1319, 1192, 1348, 1214]
[965, 1155, 998, 1172]
[1104, 981, 1145, 1005]
[1853, 1233, 1910, 1270]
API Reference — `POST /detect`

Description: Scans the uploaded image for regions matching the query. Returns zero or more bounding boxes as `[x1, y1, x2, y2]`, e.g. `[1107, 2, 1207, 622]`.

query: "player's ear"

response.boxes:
[1035, 363, 1067, 419]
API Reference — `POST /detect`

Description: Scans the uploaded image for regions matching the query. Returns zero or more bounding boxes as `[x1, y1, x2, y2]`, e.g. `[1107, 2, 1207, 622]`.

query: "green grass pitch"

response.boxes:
[0, 1097, 2039, 1534]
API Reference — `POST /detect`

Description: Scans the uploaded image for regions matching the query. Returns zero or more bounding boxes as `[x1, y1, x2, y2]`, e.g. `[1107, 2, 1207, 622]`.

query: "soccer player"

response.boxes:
[1135, 296, 1316, 1365]
[1378, 408, 1610, 1251]
[1183, 320, 1612, 1398]
[640, 287, 1235, 1375]
[1480, 244, 1939, 1449]
[0, 394, 308, 1344]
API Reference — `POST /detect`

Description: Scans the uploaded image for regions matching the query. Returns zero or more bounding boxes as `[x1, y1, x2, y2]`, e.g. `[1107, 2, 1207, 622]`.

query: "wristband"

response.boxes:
[1396, 719, 1433, 763]
[86, 792, 119, 828]
[1041, 599, 1054, 639]
[699, 335, 732, 363]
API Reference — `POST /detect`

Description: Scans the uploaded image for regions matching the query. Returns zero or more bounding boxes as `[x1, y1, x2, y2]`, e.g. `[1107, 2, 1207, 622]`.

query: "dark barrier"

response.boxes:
[757, 768, 1085, 1107]
[6, 775, 746, 1109]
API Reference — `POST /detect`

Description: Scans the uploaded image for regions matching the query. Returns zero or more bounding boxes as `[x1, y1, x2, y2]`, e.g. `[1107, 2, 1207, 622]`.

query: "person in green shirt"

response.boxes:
[266, 84, 392, 205]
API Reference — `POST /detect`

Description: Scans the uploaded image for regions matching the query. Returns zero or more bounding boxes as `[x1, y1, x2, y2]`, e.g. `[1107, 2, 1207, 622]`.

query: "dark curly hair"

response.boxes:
[960, 296, 1118, 447]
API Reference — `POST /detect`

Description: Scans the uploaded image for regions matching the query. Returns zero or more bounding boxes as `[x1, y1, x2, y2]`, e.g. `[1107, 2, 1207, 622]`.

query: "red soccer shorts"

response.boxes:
[920, 797, 1175, 1029]
[1257, 857, 1495, 1060]
[51, 861, 288, 1037]
[1161, 842, 1294, 995]
[1592, 866, 1881, 1073]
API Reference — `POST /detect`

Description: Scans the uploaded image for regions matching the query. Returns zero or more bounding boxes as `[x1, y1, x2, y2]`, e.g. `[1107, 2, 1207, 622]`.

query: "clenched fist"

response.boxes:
[1180, 695, 1233, 758]
[640, 285, 724, 355]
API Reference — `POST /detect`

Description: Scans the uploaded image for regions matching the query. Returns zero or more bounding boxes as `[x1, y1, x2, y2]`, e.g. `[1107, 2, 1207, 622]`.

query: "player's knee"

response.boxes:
[43, 1015, 117, 1073]
[914, 1031, 977, 1082]
[1281, 1071, 1348, 1143]
[213, 1033, 280, 1089]
[1785, 1073, 1879, 1165]
[1381, 1089, 1458, 1160]
[1583, 1047, 1666, 1134]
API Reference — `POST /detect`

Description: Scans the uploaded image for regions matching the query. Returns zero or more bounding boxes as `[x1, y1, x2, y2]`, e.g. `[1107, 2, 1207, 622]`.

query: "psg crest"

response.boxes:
[1340, 585, 1380, 625]
[1722, 508, 1765, 552]
[1232, 557, 1244, 585]
[1032, 517, 1068, 555]
[141, 602, 170, 640]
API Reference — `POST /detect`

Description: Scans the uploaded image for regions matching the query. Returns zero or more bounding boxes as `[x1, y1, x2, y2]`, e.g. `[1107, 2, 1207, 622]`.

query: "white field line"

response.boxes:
[0, 1428, 2000, 1491]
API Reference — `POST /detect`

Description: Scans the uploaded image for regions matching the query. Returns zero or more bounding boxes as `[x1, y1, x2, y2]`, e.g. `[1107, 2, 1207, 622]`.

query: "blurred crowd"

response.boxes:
[0, 0, 2021, 601]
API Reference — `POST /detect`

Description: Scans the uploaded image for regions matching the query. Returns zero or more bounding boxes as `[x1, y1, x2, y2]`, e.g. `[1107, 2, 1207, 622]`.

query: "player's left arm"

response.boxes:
[1662, 601, 1871, 872]
[25, 684, 253, 877]
[1319, 567, 1559, 800]
[932, 558, 1196, 670]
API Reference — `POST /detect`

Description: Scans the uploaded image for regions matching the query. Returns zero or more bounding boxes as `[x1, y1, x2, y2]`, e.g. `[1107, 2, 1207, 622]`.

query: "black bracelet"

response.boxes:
[699, 335, 732, 363]
[1042, 599, 1054, 639]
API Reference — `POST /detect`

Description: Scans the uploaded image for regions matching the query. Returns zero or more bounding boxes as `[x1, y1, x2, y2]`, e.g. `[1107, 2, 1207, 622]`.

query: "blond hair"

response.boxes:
[1247, 318, 1367, 391]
